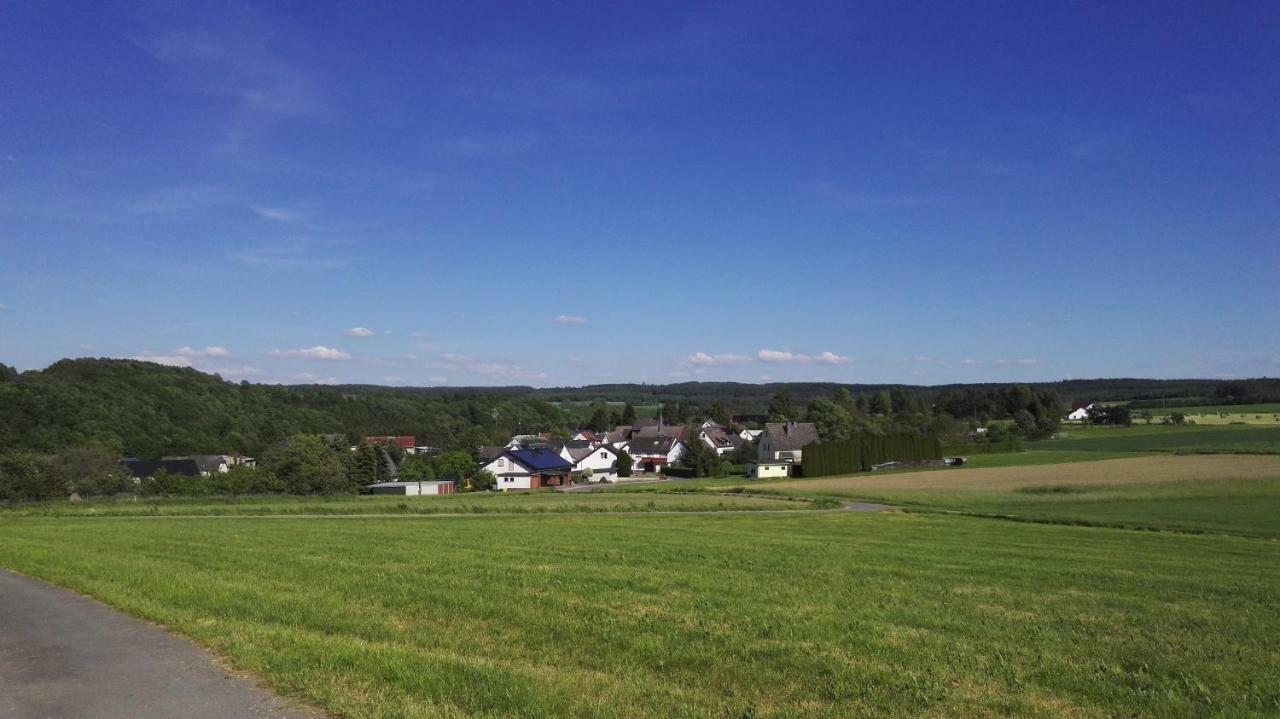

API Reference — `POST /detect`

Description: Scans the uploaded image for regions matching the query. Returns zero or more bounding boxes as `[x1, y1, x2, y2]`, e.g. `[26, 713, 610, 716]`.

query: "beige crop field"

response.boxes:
[760, 454, 1280, 494]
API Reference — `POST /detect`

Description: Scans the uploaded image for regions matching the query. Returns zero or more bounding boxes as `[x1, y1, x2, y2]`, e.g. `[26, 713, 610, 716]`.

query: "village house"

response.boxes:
[480, 448, 573, 490]
[759, 421, 820, 464]
[627, 435, 686, 474]
[568, 444, 621, 481]
[364, 436, 417, 454]
[367, 480, 455, 496]
[697, 424, 744, 456]
[1065, 402, 1096, 421]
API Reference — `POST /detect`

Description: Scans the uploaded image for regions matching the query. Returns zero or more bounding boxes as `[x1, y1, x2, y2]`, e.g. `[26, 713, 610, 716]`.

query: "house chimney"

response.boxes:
[786, 420, 796, 434]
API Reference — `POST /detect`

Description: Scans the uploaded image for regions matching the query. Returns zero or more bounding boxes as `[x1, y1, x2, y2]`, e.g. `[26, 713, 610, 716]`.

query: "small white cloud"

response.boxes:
[814, 351, 852, 365]
[252, 206, 295, 222]
[687, 352, 752, 367]
[430, 353, 546, 381]
[291, 372, 338, 384]
[1015, 358, 1041, 366]
[269, 346, 351, 361]
[552, 314, 587, 325]
[383, 375, 404, 383]
[902, 355, 931, 363]
[758, 349, 812, 364]
[210, 365, 263, 378]
[344, 327, 375, 337]
[962, 358, 980, 366]
[131, 353, 193, 367]
[759, 374, 773, 382]
[0, 303, 7, 311]
[78, 344, 95, 351]
[175, 345, 231, 358]
[427, 376, 448, 384]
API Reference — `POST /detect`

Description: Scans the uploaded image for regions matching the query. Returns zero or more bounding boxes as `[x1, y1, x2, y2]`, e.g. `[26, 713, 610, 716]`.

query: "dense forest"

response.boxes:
[1, 358, 1276, 459]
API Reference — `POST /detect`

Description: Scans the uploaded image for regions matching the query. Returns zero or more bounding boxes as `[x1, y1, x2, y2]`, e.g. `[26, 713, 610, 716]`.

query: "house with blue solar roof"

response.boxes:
[479, 447, 574, 490]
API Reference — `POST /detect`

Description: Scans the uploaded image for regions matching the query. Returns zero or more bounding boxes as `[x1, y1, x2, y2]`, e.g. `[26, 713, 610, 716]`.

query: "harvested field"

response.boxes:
[762, 454, 1280, 494]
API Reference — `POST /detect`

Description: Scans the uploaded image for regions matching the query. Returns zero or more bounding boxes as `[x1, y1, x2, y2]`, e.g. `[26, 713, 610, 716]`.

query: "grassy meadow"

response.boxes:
[748, 455, 1280, 537]
[2, 512, 1278, 718]
[3, 422, 1280, 717]
[1028, 423, 1280, 454]
[0, 488, 808, 518]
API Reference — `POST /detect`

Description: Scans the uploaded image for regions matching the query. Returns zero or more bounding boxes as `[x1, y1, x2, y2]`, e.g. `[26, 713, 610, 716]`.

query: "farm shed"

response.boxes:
[749, 461, 792, 479]
[367, 481, 455, 496]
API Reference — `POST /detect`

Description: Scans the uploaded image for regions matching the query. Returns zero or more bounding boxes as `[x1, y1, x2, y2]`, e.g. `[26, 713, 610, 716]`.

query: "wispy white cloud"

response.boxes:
[130, 353, 193, 367]
[687, 351, 751, 367]
[814, 351, 853, 365]
[130, 185, 239, 215]
[758, 349, 811, 364]
[175, 345, 230, 358]
[343, 327, 375, 337]
[269, 345, 351, 360]
[291, 372, 338, 384]
[251, 206, 296, 222]
[1015, 358, 1042, 366]
[133, 22, 329, 119]
[552, 314, 587, 325]
[230, 240, 346, 270]
[209, 365, 263, 378]
[431, 130, 542, 158]
[430, 353, 547, 382]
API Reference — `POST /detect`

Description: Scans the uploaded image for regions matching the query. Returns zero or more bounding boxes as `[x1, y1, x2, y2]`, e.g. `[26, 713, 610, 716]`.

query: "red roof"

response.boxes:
[364, 436, 416, 449]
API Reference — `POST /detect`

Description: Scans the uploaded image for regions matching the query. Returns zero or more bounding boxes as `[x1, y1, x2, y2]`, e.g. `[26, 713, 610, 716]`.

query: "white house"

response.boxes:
[698, 426, 742, 456]
[569, 444, 621, 481]
[480, 448, 574, 490]
[759, 422, 820, 463]
[738, 428, 763, 442]
[367, 480, 455, 496]
[627, 436, 686, 474]
[1066, 403, 1096, 421]
[749, 460, 791, 479]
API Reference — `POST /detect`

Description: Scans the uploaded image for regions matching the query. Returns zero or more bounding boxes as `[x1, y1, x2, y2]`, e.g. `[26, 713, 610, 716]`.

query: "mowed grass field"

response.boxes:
[750, 455, 1280, 537]
[1, 512, 1278, 718]
[0, 489, 807, 518]
[1028, 423, 1280, 454]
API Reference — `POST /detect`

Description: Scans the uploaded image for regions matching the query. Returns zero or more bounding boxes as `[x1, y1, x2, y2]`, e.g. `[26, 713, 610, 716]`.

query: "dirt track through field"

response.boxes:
[761, 454, 1280, 494]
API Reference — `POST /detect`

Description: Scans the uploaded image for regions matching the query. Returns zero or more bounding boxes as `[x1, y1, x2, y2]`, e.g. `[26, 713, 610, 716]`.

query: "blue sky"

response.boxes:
[1, 1, 1277, 387]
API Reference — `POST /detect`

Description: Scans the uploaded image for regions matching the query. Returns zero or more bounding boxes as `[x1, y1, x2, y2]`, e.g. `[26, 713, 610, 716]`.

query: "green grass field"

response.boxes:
[1160, 403, 1280, 415]
[1029, 423, 1280, 454]
[1, 512, 1277, 718]
[3, 424, 1280, 717]
[0, 490, 807, 518]
[750, 455, 1280, 538]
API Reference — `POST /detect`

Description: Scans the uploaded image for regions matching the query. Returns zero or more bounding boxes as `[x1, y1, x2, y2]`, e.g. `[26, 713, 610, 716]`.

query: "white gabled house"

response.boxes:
[627, 435, 686, 474]
[569, 444, 621, 481]
[480, 448, 574, 490]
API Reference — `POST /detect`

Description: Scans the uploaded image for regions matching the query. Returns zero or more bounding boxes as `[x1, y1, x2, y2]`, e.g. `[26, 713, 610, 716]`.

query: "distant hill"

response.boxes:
[0, 358, 1276, 457]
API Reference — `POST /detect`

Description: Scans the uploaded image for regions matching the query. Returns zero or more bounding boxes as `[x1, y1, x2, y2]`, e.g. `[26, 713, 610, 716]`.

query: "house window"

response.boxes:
[600, 452, 607, 459]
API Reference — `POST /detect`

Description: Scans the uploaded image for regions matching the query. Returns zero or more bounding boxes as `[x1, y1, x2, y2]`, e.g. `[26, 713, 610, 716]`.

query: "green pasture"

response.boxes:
[1, 511, 1277, 718]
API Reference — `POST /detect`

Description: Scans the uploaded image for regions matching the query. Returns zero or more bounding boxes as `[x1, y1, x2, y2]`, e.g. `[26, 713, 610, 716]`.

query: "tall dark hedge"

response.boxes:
[802, 433, 942, 477]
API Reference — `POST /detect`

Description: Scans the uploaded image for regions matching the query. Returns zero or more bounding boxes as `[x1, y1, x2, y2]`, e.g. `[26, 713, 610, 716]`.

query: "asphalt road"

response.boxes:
[0, 569, 322, 719]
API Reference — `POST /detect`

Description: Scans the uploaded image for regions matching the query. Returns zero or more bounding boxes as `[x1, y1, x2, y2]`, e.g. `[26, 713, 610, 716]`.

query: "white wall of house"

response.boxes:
[752, 462, 790, 479]
[575, 447, 618, 479]
[482, 455, 534, 490]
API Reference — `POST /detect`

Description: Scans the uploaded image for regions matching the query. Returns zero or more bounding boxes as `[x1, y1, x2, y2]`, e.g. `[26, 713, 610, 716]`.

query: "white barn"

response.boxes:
[367, 481, 455, 496]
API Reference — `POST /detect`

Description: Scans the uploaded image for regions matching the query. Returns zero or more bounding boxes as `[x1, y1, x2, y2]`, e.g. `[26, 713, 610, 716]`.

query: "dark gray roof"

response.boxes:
[477, 446, 505, 462]
[628, 436, 680, 454]
[764, 422, 820, 451]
